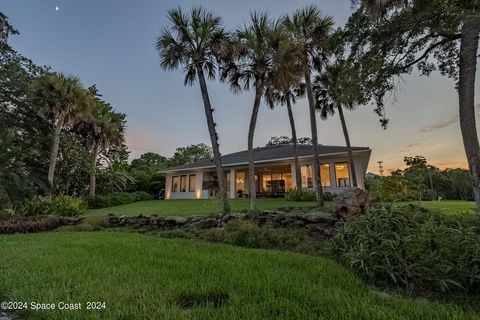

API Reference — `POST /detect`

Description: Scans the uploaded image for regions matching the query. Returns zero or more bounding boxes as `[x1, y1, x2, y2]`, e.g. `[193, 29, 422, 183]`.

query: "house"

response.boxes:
[163, 144, 371, 200]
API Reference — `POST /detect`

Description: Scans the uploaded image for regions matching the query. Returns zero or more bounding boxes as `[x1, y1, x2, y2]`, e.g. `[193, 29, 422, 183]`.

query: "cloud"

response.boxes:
[419, 105, 480, 133]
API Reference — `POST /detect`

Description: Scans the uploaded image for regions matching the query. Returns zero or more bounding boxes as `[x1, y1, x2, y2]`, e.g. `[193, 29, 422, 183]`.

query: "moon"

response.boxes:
[55, 6, 59, 11]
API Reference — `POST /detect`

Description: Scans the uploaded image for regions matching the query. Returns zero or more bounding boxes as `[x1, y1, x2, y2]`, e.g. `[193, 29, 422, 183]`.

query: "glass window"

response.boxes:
[300, 165, 313, 188]
[335, 162, 350, 187]
[283, 173, 293, 190]
[180, 175, 187, 192]
[262, 174, 272, 193]
[188, 175, 196, 192]
[235, 172, 245, 192]
[172, 176, 179, 192]
[320, 163, 331, 187]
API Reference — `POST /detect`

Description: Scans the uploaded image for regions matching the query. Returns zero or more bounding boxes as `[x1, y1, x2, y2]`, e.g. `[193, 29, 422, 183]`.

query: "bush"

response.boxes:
[87, 191, 153, 209]
[201, 221, 308, 251]
[285, 188, 316, 202]
[0, 216, 70, 234]
[19, 195, 87, 217]
[329, 205, 480, 294]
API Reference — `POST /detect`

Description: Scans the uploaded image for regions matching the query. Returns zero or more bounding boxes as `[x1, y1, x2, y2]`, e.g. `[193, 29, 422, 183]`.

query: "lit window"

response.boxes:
[188, 175, 196, 192]
[180, 175, 187, 192]
[300, 165, 313, 188]
[335, 162, 350, 187]
[172, 176, 179, 192]
[320, 163, 331, 187]
[235, 172, 245, 192]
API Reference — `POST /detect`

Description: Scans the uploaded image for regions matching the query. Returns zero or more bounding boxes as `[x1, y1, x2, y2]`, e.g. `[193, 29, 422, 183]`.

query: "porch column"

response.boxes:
[330, 161, 337, 188]
[229, 168, 236, 199]
[290, 163, 297, 189]
[195, 172, 203, 199]
[165, 174, 172, 200]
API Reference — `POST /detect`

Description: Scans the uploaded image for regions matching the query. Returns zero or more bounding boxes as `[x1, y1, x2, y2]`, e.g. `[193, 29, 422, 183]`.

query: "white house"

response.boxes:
[163, 144, 371, 200]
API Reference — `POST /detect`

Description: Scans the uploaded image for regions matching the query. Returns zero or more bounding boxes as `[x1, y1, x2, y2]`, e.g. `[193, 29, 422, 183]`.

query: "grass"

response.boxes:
[413, 200, 475, 215]
[87, 198, 318, 217]
[0, 231, 477, 320]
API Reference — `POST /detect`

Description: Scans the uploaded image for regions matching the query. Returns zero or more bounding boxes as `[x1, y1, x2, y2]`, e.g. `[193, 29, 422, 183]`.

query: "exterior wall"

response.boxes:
[164, 150, 371, 199]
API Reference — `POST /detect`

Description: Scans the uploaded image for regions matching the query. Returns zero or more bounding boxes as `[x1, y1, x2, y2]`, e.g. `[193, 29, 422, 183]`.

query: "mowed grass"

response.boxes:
[413, 200, 476, 215]
[0, 231, 477, 320]
[87, 198, 318, 217]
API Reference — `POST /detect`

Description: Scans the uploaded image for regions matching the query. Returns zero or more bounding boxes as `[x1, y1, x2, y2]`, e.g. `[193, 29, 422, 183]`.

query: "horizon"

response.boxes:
[2, 0, 478, 174]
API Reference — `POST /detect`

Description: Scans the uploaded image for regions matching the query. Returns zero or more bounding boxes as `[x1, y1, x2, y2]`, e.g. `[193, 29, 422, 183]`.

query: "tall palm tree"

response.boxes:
[283, 6, 334, 207]
[357, 0, 480, 211]
[221, 12, 285, 211]
[264, 39, 304, 189]
[156, 7, 231, 214]
[314, 61, 365, 188]
[30, 73, 91, 190]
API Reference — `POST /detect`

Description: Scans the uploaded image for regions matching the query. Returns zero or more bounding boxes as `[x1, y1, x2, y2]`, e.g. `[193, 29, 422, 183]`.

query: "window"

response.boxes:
[300, 165, 313, 188]
[335, 162, 350, 187]
[235, 172, 245, 192]
[320, 163, 331, 187]
[180, 175, 187, 192]
[188, 175, 196, 192]
[172, 176, 179, 192]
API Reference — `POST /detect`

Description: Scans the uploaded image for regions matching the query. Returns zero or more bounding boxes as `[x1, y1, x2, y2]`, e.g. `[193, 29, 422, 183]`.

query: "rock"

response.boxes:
[186, 217, 218, 229]
[294, 220, 305, 227]
[331, 188, 372, 220]
[61, 216, 82, 224]
[301, 212, 337, 224]
[165, 216, 187, 225]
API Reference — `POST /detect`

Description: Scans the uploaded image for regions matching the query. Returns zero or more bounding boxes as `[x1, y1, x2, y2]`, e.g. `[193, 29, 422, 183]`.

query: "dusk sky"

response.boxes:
[2, 0, 479, 174]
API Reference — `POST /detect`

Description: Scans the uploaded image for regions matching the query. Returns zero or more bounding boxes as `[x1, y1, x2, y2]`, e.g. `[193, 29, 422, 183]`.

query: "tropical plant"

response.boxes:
[314, 60, 365, 187]
[29, 73, 92, 190]
[283, 6, 334, 206]
[221, 12, 286, 211]
[156, 7, 231, 214]
[264, 35, 304, 188]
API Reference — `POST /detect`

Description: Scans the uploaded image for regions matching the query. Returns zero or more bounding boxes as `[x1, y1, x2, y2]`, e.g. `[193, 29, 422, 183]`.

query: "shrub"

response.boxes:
[285, 188, 316, 202]
[87, 191, 153, 209]
[19, 195, 87, 217]
[0, 216, 72, 234]
[329, 205, 480, 294]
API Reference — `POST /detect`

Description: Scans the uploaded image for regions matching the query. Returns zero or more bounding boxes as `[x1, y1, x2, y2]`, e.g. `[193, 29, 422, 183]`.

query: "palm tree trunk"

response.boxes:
[89, 141, 100, 197]
[248, 82, 262, 212]
[458, 17, 480, 213]
[48, 115, 64, 190]
[337, 104, 358, 188]
[197, 68, 231, 214]
[305, 69, 324, 207]
[286, 96, 302, 188]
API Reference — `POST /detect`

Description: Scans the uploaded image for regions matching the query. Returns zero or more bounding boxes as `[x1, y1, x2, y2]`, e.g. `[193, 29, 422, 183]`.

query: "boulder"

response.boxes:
[331, 188, 372, 220]
[301, 212, 337, 224]
[165, 216, 187, 225]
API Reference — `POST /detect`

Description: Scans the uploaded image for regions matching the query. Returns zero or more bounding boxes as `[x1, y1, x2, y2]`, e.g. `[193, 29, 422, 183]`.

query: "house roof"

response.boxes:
[164, 144, 371, 172]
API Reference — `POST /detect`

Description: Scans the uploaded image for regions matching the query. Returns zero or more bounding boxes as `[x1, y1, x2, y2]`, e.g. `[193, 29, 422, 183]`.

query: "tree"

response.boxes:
[221, 12, 286, 211]
[264, 35, 305, 189]
[283, 6, 334, 206]
[314, 60, 365, 187]
[30, 73, 92, 190]
[350, 0, 480, 211]
[169, 143, 213, 166]
[157, 7, 231, 214]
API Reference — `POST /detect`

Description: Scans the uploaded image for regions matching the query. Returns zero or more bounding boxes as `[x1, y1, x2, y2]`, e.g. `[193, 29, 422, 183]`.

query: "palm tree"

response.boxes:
[30, 73, 91, 190]
[221, 12, 285, 211]
[357, 0, 480, 212]
[314, 61, 365, 188]
[264, 39, 304, 189]
[283, 6, 334, 207]
[156, 7, 231, 214]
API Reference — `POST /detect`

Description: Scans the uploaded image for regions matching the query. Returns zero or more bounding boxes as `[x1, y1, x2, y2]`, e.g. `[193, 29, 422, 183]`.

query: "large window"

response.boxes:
[261, 173, 291, 194]
[301, 165, 313, 188]
[335, 162, 350, 187]
[188, 175, 196, 192]
[172, 176, 179, 192]
[180, 175, 187, 192]
[320, 163, 331, 187]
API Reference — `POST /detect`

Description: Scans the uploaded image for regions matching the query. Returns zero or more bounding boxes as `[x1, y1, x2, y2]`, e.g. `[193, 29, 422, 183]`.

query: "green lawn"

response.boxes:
[412, 200, 475, 215]
[0, 231, 477, 320]
[87, 198, 318, 217]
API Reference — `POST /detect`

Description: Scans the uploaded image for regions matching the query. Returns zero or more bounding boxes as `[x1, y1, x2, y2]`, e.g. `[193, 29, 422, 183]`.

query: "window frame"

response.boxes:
[188, 174, 196, 192]
[172, 176, 179, 193]
[334, 162, 351, 187]
[180, 175, 187, 192]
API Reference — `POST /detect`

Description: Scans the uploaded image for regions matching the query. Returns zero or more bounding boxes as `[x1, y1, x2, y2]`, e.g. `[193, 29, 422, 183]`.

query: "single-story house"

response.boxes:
[163, 144, 371, 200]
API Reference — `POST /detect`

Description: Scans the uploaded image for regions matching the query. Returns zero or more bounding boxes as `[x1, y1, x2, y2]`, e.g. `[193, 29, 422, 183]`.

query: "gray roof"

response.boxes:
[165, 144, 370, 172]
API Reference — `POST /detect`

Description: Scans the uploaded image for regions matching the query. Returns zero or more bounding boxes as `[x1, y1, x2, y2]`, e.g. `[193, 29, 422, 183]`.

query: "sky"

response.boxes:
[1, 0, 479, 174]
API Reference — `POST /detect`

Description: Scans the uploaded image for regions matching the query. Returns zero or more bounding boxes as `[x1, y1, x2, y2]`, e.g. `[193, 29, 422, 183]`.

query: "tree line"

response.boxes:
[157, 1, 480, 213]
